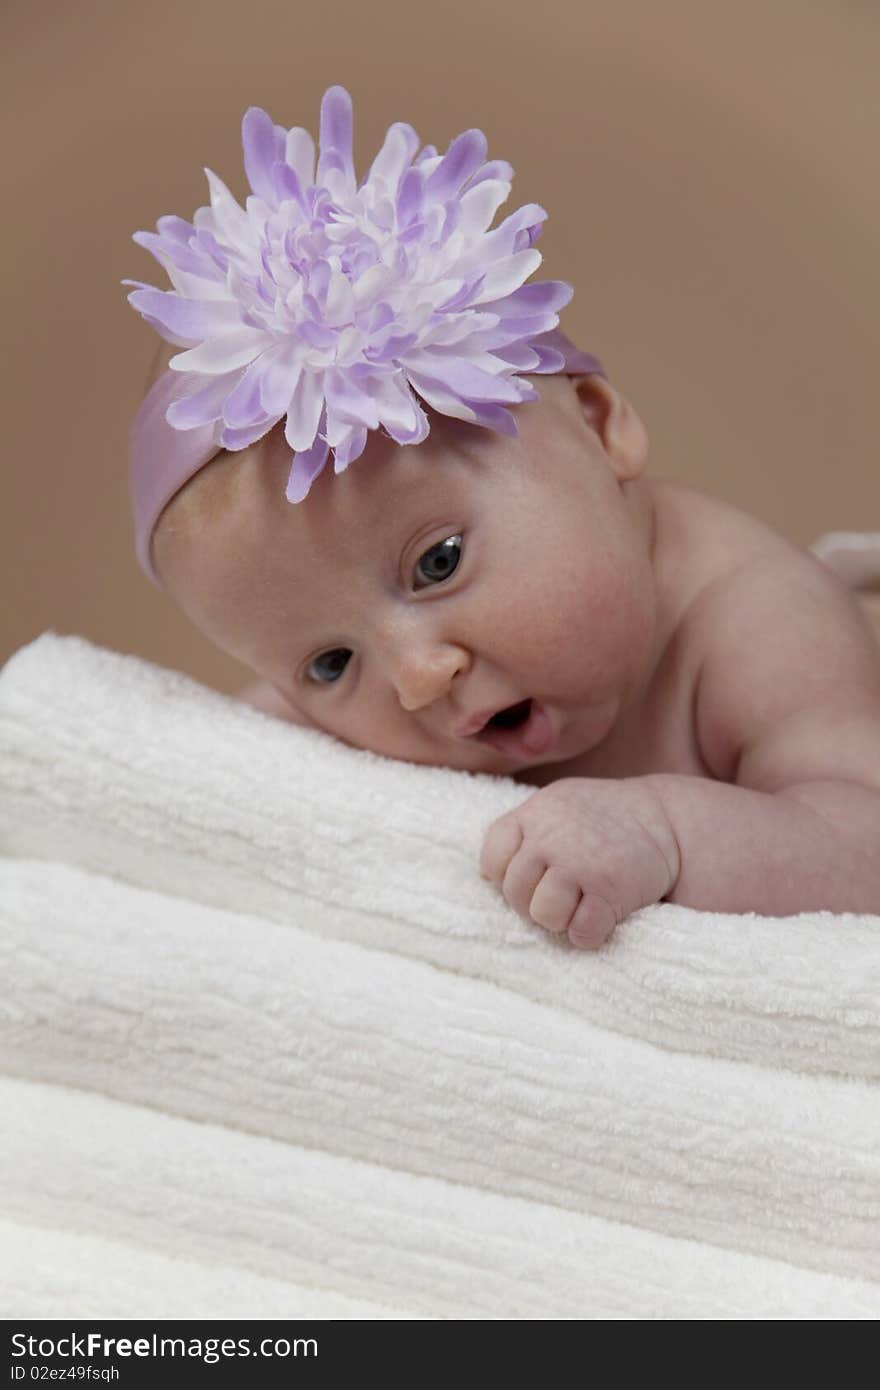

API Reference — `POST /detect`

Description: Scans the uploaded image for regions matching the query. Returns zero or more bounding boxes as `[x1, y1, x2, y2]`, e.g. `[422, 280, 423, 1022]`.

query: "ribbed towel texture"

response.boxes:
[1, 632, 879, 1318]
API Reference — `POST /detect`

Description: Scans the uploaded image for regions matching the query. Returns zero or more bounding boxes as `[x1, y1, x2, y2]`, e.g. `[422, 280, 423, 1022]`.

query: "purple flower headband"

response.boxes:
[125, 85, 604, 585]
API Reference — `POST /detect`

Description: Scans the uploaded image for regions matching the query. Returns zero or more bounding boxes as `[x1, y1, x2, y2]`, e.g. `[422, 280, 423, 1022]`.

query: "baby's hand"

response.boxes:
[480, 777, 680, 949]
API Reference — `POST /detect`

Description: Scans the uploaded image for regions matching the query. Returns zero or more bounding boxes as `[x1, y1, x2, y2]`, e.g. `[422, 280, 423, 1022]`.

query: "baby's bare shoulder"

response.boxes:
[651, 477, 799, 594]
[658, 485, 880, 791]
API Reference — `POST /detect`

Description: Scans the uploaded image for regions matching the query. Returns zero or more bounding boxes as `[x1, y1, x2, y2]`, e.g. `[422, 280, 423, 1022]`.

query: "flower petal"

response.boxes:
[456, 178, 511, 238]
[419, 312, 499, 348]
[324, 367, 380, 429]
[464, 158, 513, 189]
[127, 288, 241, 341]
[323, 268, 355, 326]
[222, 357, 273, 428]
[162, 264, 230, 301]
[190, 227, 230, 274]
[258, 344, 303, 415]
[219, 416, 277, 450]
[271, 160, 307, 209]
[156, 215, 196, 244]
[480, 203, 547, 259]
[467, 249, 542, 304]
[364, 331, 420, 364]
[284, 369, 325, 451]
[425, 129, 488, 202]
[404, 351, 523, 402]
[405, 371, 478, 423]
[169, 328, 273, 374]
[396, 166, 424, 226]
[203, 168, 250, 244]
[364, 122, 420, 193]
[434, 274, 485, 313]
[483, 280, 573, 318]
[284, 126, 316, 187]
[165, 370, 243, 429]
[462, 401, 520, 435]
[365, 371, 428, 442]
[351, 263, 394, 309]
[333, 426, 369, 472]
[531, 329, 605, 376]
[317, 85, 355, 193]
[285, 429, 330, 502]
[132, 228, 205, 278]
[322, 406, 350, 449]
[242, 107, 284, 206]
[472, 314, 561, 351]
[490, 342, 541, 370]
[527, 344, 566, 373]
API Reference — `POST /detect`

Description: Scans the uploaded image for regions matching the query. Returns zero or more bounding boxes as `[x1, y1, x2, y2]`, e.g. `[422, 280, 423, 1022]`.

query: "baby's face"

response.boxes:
[153, 373, 660, 776]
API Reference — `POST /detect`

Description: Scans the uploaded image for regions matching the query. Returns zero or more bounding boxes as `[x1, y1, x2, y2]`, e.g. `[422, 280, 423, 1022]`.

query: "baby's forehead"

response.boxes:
[275, 421, 490, 549]
[262, 403, 502, 516]
[156, 420, 489, 636]
[151, 375, 578, 653]
[165, 411, 484, 570]
[152, 367, 572, 591]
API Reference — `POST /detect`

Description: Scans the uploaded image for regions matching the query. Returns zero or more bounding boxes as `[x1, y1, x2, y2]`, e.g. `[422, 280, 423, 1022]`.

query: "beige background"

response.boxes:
[2, 0, 878, 695]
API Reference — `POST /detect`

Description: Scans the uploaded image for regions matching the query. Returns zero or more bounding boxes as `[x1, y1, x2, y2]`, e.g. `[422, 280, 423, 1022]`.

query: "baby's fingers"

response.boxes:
[529, 868, 582, 934]
[568, 893, 618, 950]
[500, 850, 549, 923]
[479, 814, 523, 885]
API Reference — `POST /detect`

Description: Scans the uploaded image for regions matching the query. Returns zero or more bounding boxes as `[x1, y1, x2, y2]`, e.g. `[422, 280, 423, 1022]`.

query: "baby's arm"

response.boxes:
[647, 549, 880, 915]
[646, 774, 880, 915]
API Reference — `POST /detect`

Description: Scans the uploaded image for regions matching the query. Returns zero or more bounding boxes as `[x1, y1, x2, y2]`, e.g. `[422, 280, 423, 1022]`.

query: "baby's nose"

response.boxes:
[392, 642, 471, 712]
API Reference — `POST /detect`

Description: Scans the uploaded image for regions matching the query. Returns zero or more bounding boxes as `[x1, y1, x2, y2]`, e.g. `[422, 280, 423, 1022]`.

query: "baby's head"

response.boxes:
[144, 340, 659, 777]
[126, 86, 660, 776]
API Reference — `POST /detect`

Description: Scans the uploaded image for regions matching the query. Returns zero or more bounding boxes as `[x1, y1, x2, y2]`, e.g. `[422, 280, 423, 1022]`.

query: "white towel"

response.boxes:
[3, 634, 876, 1078]
[811, 531, 880, 589]
[1, 632, 879, 1318]
[0, 1214, 416, 1321]
[3, 1076, 878, 1319]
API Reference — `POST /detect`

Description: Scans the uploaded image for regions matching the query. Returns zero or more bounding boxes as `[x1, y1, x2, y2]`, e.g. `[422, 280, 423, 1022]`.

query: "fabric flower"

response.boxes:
[124, 85, 576, 502]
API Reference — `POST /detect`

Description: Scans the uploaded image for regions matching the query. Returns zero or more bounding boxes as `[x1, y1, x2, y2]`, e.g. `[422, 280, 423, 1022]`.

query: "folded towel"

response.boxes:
[2, 632, 879, 1318]
[0, 1215, 414, 1321]
[3, 1077, 879, 1319]
[2, 634, 877, 1080]
[4, 853, 879, 1286]
[811, 531, 880, 589]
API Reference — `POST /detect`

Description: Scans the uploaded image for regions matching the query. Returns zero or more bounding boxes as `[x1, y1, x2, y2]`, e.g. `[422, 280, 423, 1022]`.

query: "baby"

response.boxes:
[127, 89, 880, 948]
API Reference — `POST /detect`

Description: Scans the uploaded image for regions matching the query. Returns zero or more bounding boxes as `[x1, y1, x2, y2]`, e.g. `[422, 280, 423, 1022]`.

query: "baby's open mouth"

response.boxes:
[473, 697, 556, 758]
[481, 698, 533, 732]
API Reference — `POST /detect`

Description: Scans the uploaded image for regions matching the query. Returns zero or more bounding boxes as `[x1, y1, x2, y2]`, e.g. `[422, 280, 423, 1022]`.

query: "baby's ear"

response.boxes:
[571, 374, 649, 481]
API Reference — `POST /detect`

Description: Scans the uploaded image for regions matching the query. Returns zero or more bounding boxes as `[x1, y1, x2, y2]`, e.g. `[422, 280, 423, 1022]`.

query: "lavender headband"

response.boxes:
[125, 86, 604, 586]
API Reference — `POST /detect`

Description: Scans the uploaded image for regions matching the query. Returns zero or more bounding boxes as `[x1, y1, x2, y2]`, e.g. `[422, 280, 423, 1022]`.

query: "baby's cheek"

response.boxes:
[575, 566, 655, 684]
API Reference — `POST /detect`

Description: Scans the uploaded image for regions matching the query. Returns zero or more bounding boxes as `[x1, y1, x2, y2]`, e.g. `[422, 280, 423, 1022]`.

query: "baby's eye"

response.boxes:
[414, 534, 463, 589]
[307, 648, 352, 684]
